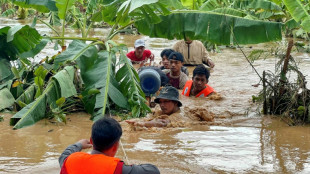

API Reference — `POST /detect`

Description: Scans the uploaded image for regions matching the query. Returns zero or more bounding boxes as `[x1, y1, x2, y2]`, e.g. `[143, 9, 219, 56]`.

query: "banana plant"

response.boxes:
[2, 0, 296, 129]
[10, 66, 77, 129]
[283, 0, 310, 32]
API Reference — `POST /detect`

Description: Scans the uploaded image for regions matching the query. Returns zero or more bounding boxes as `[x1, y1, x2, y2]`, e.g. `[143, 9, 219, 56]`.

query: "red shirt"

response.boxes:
[126, 50, 152, 62]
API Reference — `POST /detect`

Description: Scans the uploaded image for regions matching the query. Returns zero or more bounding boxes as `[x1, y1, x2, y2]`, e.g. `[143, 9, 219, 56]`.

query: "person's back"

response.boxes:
[59, 117, 160, 174]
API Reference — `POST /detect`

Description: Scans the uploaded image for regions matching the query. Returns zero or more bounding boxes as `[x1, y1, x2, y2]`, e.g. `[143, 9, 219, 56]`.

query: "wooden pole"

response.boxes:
[263, 71, 267, 115]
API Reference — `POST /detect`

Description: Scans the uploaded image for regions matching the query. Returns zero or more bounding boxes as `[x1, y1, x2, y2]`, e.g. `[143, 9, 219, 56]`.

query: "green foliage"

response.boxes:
[115, 45, 151, 117]
[181, 0, 202, 10]
[56, 0, 76, 19]
[200, 0, 225, 11]
[0, 25, 42, 61]
[0, 59, 13, 83]
[0, 88, 15, 110]
[15, 84, 37, 106]
[12, 0, 57, 13]
[52, 66, 77, 98]
[10, 66, 76, 129]
[283, 0, 310, 32]
[135, 11, 282, 45]
[34, 66, 48, 98]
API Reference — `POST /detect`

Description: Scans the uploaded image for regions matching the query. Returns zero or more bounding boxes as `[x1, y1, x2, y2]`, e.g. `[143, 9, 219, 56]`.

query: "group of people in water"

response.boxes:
[59, 38, 216, 174]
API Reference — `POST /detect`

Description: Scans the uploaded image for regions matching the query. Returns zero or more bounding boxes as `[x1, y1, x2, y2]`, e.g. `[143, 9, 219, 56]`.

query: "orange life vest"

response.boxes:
[61, 152, 121, 174]
[182, 80, 214, 97]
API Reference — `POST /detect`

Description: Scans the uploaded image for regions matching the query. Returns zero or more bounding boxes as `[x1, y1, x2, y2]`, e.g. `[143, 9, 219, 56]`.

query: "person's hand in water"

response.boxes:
[125, 120, 145, 127]
[78, 139, 93, 149]
[207, 59, 215, 68]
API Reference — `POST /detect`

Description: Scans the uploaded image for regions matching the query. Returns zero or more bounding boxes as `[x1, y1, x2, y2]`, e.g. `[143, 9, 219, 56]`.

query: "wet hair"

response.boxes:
[91, 117, 122, 152]
[160, 49, 174, 59]
[168, 52, 184, 62]
[193, 64, 210, 80]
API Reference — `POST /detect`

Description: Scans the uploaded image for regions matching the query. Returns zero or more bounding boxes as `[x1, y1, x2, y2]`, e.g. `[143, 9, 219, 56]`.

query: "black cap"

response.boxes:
[154, 86, 182, 107]
[168, 52, 184, 62]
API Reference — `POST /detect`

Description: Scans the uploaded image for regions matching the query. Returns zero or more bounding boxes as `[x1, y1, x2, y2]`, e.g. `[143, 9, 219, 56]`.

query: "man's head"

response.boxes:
[154, 86, 182, 115]
[192, 64, 210, 92]
[160, 49, 174, 69]
[168, 52, 184, 74]
[134, 39, 145, 57]
[90, 117, 122, 156]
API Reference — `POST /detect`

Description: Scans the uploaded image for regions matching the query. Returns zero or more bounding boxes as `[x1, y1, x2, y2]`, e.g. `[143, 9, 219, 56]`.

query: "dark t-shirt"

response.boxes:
[166, 72, 180, 89]
[126, 50, 152, 62]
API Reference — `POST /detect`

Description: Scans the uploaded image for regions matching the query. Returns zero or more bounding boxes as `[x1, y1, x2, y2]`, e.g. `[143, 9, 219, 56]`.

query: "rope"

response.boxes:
[107, 111, 130, 164]
[220, 9, 276, 90]
[120, 140, 130, 164]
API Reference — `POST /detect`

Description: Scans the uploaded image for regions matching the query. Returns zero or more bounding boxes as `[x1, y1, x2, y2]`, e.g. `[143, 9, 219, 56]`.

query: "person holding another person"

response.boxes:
[127, 39, 154, 66]
[59, 117, 160, 174]
[182, 64, 215, 97]
[173, 38, 215, 68]
[160, 49, 189, 76]
[162, 52, 189, 89]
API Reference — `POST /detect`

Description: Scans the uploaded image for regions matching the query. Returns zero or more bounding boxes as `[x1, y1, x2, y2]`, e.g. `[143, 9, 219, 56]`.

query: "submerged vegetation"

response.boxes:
[1, 0, 310, 129]
[253, 40, 310, 125]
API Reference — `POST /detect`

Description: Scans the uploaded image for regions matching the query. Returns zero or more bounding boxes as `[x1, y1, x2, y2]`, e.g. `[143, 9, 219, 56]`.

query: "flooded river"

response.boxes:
[1, 17, 310, 174]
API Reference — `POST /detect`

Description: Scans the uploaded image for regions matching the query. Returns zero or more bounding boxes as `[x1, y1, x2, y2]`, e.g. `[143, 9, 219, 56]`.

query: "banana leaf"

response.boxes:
[83, 51, 128, 121]
[0, 88, 15, 111]
[232, 0, 281, 11]
[94, 0, 168, 26]
[135, 11, 282, 45]
[56, 0, 77, 19]
[54, 40, 98, 70]
[10, 67, 76, 129]
[0, 25, 42, 61]
[19, 38, 49, 59]
[200, 0, 223, 11]
[15, 84, 37, 105]
[13, 0, 57, 13]
[52, 66, 77, 98]
[283, 0, 310, 32]
[181, 0, 202, 10]
[212, 8, 247, 17]
[116, 49, 151, 118]
[285, 19, 300, 30]
[0, 59, 13, 82]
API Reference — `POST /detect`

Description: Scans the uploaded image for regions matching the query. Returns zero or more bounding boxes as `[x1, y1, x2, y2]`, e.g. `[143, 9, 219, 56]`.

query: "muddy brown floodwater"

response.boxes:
[1, 17, 310, 174]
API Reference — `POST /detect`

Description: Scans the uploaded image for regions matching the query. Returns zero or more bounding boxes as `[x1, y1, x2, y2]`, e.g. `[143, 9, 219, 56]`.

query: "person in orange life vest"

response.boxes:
[162, 52, 189, 89]
[182, 64, 215, 97]
[159, 49, 189, 76]
[126, 39, 154, 66]
[59, 117, 160, 174]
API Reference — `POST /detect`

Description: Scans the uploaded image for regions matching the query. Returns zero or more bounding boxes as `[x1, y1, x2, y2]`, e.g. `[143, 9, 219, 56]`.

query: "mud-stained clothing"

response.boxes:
[172, 40, 210, 65]
[59, 143, 160, 174]
[162, 69, 189, 89]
